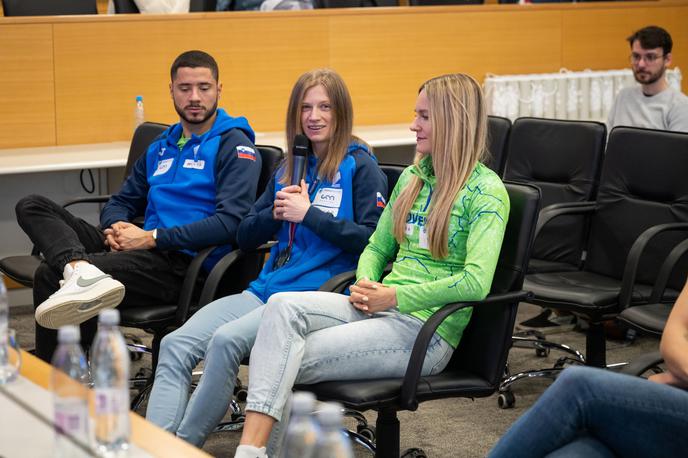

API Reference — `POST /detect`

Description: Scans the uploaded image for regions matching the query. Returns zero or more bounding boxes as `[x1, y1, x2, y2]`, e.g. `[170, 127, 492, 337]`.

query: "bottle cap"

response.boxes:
[136, 95, 143, 102]
[315, 402, 344, 427]
[57, 325, 80, 343]
[290, 391, 316, 415]
[98, 309, 120, 326]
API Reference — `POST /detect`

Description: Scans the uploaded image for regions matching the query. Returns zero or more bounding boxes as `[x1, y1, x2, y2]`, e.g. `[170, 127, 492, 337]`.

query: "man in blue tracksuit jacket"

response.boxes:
[15, 50, 261, 361]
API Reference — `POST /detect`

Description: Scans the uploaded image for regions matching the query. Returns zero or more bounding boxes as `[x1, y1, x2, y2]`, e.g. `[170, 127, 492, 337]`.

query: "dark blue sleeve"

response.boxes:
[156, 130, 261, 250]
[237, 172, 282, 250]
[100, 151, 150, 229]
[301, 152, 387, 255]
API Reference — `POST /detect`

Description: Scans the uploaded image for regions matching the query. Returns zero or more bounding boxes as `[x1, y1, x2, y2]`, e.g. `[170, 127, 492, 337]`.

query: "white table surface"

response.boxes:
[0, 376, 151, 458]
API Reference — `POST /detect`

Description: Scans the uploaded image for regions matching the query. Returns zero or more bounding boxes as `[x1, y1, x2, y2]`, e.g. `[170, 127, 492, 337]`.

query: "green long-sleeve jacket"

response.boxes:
[356, 156, 509, 348]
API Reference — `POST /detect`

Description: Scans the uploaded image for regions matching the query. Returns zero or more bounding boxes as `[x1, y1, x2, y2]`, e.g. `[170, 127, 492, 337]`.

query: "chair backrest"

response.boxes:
[503, 117, 606, 267]
[255, 145, 284, 199]
[380, 163, 405, 199]
[190, 0, 217, 10]
[584, 127, 688, 288]
[448, 182, 541, 384]
[113, 0, 140, 13]
[2, 0, 97, 15]
[124, 122, 169, 177]
[315, 0, 397, 7]
[484, 115, 511, 177]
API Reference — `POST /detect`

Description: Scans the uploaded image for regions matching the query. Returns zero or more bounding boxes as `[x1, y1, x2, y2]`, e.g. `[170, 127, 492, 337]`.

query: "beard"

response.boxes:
[174, 99, 219, 125]
[633, 65, 666, 85]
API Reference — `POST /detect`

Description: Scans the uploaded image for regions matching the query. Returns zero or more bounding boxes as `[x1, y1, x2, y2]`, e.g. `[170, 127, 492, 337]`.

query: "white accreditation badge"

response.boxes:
[313, 187, 343, 217]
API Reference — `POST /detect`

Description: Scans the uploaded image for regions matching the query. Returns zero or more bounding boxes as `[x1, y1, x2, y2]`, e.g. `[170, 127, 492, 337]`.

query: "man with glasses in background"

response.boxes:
[607, 25, 688, 132]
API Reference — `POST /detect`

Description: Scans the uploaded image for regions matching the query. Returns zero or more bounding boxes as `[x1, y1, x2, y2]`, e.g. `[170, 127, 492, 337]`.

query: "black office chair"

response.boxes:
[500, 127, 688, 402]
[0, 122, 169, 289]
[113, 0, 140, 13]
[314, 0, 398, 7]
[2, 0, 97, 15]
[484, 115, 511, 177]
[504, 117, 606, 274]
[295, 182, 540, 457]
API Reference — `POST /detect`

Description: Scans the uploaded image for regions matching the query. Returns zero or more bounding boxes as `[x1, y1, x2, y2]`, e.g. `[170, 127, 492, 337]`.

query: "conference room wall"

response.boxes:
[0, 1, 686, 149]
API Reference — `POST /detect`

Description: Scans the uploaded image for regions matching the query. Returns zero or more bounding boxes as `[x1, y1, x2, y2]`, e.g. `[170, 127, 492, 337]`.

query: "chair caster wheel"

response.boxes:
[236, 388, 248, 402]
[401, 448, 427, 458]
[535, 347, 550, 357]
[357, 425, 376, 442]
[498, 391, 515, 409]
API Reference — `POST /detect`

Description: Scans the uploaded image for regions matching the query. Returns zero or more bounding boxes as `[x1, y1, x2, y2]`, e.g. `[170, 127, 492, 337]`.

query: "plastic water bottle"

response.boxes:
[91, 309, 130, 455]
[314, 402, 353, 458]
[133, 95, 145, 131]
[51, 325, 91, 456]
[280, 391, 318, 458]
[0, 275, 10, 383]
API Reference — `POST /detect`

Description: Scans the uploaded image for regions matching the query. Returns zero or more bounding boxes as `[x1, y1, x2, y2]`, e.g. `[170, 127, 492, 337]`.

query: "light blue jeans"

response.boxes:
[146, 290, 265, 446]
[245, 291, 454, 420]
[489, 365, 688, 458]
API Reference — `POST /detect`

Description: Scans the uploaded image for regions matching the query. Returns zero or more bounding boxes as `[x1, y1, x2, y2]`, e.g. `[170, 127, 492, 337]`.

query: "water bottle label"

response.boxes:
[95, 388, 128, 415]
[55, 398, 89, 436]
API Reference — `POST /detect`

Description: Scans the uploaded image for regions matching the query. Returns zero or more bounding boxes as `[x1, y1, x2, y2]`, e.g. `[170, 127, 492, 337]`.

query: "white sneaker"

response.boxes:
[35, 263, 125, 329]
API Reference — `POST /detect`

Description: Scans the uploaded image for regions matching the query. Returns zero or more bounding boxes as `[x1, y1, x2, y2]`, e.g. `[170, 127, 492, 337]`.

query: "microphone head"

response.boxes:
[293, 134, 311, 157]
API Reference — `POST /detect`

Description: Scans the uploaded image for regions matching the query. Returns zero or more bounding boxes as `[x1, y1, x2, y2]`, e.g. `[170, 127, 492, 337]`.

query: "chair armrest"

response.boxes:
[63, 195, 111, 208]
[318, 270, 357, 294]
[618, 350, 664, 376]
[173, 246, 216, 326]
[649, 238, 688, 303]
[398, 290, 532, 411]
[533, 202, 596, 242]
[619, 223, 688, 308]
[196, 241, 277, 308]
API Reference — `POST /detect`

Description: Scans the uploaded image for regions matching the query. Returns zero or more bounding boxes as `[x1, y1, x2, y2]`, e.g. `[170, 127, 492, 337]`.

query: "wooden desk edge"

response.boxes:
[18, 349, 211, 458]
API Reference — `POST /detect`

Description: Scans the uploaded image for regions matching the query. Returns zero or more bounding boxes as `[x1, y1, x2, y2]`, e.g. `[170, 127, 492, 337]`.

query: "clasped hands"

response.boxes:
[273, 179, 311, 223]
[103, 221, 155, 251]
[349, 278, 397, 314]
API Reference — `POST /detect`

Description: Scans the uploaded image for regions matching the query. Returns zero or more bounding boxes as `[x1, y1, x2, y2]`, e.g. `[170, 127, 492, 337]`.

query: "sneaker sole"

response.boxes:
[35, 280, 125, 329]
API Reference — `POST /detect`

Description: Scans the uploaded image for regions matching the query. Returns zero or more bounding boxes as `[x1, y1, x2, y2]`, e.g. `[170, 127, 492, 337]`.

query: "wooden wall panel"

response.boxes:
[0, 24, 55, 148]
[562, 3, 688, 93]
[330, 8, 561, 125]
[1, 2, 686, 147]
[53, 15, 329, 144]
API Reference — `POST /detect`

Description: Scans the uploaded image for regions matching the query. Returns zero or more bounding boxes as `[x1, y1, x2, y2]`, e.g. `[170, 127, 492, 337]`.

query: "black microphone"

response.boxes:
[290, 134, 311, 186]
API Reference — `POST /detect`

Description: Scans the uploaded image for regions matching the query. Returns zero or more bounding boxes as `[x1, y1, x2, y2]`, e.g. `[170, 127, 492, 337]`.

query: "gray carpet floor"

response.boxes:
[9, 302, 658, 458]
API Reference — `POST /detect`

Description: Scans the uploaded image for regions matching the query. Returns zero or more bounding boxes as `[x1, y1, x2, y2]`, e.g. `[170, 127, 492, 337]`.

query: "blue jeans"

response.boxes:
[489, 366, 688, 458]
[245, 291, 454, 420]
[146, 290, 265, 446]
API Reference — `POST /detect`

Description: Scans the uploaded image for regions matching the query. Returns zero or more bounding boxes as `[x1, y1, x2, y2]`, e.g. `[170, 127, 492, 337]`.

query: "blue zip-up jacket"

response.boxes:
[101, 109, 261, 268]
[238, 143, 388, 302]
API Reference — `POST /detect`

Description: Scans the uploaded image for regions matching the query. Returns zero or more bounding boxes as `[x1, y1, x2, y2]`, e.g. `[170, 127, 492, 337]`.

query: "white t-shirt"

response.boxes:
[607, 85, 688, 133]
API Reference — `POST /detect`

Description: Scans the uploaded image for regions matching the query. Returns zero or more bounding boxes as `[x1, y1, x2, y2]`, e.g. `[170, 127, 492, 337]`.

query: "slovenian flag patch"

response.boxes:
[376, 192, 386, 208]
[237, 146, 257, 161]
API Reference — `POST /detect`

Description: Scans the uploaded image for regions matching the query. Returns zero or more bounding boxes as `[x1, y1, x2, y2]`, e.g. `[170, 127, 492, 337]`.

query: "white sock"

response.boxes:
[234, 445, 267, 458]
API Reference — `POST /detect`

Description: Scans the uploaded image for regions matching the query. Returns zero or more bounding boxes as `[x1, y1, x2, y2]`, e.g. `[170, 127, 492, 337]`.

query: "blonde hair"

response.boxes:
[393, 74, 488, 258]
[281, 68, 367, 184]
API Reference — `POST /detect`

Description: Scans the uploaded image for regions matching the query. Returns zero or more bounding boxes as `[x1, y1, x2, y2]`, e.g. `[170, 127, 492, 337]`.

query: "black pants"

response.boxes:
[16, 195, 192, 362]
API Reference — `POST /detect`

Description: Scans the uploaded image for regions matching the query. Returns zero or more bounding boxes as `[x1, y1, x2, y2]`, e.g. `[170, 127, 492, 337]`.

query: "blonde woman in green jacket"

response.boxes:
[234, 73, 510, 458]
